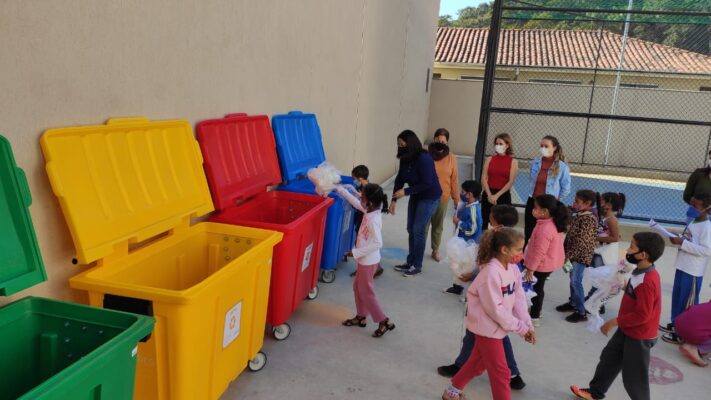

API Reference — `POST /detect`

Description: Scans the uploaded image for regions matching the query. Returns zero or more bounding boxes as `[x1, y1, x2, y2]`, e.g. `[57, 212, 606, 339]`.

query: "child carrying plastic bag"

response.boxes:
[307, 162, 342, 196]
[584, 260, 636, 332]
[446, 236, 479, 286]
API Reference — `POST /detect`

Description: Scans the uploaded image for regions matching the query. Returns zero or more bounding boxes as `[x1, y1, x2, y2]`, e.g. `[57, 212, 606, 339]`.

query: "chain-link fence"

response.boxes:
[479, 0, 711, 224]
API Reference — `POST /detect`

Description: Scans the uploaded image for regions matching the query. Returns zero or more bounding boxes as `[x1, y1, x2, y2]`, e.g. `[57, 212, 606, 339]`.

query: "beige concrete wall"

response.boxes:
[426, 79, 483, 155]
[0, 0, 439, 304]
[428, 78, 711, 173]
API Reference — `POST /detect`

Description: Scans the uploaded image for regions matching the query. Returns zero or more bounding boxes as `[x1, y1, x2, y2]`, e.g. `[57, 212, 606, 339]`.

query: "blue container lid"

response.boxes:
[271, 111, 326, 183]
[0, 135, 46, 295]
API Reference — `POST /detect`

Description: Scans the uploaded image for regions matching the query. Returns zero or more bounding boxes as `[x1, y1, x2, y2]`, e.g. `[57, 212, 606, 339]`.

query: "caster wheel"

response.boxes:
[248, 351, 267, 372]
[273, 323, 291, 341]
[307, 286, 319, 300]
[320, 270, 336, 283]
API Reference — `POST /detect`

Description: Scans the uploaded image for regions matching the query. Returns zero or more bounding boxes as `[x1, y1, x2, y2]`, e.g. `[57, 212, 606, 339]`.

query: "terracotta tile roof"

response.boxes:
[435, 27, 711, 75]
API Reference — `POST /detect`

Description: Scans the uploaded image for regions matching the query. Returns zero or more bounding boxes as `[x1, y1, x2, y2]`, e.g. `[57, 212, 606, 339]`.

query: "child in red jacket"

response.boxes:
[571, 232, 665, 400]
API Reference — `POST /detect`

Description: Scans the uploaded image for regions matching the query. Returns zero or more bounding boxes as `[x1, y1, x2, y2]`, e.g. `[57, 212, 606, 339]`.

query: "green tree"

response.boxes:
[439, 15, 454, 27]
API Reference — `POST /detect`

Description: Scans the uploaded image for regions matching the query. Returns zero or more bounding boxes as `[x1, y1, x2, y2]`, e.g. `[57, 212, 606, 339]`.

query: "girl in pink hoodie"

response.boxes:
[524, 194, 569, 326]
[442, 227, 536, 400]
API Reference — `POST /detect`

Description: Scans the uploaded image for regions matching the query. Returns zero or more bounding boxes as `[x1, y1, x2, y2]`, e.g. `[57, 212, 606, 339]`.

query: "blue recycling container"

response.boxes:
[272, 111, 355, 283]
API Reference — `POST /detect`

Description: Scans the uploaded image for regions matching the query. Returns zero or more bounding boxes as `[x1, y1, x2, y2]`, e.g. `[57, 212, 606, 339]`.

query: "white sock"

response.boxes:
[446, 386, 461, 396]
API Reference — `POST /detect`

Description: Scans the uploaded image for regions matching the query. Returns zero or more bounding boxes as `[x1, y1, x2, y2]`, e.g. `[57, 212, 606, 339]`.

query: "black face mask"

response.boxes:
[428, 142, 450, 161]
[626, 251, 642, 265]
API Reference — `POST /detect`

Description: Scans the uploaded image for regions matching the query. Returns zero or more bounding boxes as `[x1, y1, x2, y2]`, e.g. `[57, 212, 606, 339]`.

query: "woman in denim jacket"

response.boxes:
[524, 135, 571, 244]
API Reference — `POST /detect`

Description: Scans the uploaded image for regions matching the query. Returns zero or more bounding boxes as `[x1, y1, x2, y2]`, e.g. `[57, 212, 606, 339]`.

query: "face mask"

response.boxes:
[354, 182, 362, 190]
[511, 254, 524, 264]
[540, 147, 552, 158]
[571, 204, 580, 212]
[397, 147, 408, 158]
[687, 205, 702, 219]
[460, 194, 469, 203]
[625, 251, 642, 265]
[495, 144, 506, 155]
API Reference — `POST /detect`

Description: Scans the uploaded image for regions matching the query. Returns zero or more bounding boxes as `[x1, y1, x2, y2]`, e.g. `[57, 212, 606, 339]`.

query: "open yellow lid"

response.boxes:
[41, 117, 214, 264]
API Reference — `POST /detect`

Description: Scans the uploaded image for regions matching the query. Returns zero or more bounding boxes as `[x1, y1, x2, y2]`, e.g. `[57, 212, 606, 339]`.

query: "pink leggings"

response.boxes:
[354, 263, 387, 323]
[452, 335, 511, 400]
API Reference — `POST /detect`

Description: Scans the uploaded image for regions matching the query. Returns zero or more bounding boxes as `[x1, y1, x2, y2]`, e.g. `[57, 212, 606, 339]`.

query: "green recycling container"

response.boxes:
[0, 134, 155, 400]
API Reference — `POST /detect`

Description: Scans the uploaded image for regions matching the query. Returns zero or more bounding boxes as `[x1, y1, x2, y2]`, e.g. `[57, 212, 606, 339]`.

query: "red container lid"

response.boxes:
[197, 114, 283, 211]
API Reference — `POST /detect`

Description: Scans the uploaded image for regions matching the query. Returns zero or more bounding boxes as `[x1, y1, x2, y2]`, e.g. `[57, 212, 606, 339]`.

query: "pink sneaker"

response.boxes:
[441, 389, 466, 400]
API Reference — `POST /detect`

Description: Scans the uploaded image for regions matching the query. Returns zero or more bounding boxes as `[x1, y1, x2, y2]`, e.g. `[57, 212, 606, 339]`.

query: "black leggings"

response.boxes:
[481, 189, 512, 230]
[524, 197, 536, 246]
[530, 271, 552, 319]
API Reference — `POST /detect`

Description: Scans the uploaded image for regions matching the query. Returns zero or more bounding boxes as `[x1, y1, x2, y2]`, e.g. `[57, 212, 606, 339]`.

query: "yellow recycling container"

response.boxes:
[41, 117, 283, 400]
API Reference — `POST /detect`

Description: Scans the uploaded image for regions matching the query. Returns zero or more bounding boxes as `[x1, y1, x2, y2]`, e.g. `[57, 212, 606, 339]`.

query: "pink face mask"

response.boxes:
[511, 254, 524, 264]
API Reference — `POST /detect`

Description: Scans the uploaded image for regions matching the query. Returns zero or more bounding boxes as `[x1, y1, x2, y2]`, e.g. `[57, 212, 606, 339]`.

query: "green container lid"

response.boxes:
[0, 135, 46, 295]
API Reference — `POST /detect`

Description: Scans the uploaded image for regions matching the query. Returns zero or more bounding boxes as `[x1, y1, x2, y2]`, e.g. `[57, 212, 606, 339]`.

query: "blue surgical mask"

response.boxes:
[460, 194, 469, 203]
[354, 182, 362, 190]
[687, 205, 702, 220]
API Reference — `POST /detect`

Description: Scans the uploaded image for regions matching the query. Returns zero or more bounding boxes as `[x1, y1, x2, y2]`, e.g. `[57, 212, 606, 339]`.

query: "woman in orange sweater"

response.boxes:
[427, 128, 459, 262]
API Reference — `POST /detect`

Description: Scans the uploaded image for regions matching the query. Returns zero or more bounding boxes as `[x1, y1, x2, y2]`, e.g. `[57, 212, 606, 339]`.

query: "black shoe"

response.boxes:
[394, 263, 410, 272]
[556, 302, 576, 312]
[443, 284, 464, 295]
[565, 312, 588, 323]
[350, 270, 357, 277]
[599, 305, 606, 315]
[437, 364, 460, 378]
[402, 267, 422, 277]
[662, 332, 682, 344]
[374, 266, 384, 278]
[659, 323, 675, 334]
[510, 375, 526, 390]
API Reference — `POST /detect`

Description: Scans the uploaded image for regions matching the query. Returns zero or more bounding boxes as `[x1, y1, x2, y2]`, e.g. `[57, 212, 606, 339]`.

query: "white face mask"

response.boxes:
[495, 144, 506, 155]
[540, 147, 552, 158]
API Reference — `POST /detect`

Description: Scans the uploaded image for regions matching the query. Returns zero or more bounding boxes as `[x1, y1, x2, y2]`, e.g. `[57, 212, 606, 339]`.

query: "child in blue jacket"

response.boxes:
[454, 180, 484, 243]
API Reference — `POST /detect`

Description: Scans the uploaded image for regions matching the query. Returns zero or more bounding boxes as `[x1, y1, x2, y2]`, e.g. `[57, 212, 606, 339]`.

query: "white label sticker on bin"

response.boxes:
[223, 301, 243, 349]
[132, 346, 138, 358]
[302, 243, 314, 272]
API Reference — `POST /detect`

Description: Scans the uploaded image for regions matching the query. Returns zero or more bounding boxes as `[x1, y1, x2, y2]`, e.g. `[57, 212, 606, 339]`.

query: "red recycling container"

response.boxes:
[197, 113, 332, 340]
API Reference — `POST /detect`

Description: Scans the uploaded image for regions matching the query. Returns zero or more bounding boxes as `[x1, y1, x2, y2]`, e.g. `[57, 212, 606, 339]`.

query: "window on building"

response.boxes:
[460, 76, 512, 81]
[619, 83, 659, 89]
[528, 79, 581, 85]
[432, 73, 442, 80]
[700, 86, 711, 92]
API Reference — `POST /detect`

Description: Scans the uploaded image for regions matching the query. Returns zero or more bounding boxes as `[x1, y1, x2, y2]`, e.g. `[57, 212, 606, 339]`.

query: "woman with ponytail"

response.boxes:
[524, 135, 571, 245]
[524, 194, 569, 325]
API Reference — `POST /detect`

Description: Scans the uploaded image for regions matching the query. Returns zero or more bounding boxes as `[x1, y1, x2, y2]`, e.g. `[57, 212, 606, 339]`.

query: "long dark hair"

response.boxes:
[600, 192, 626, 216]
[535, 194, 570, 232]
[362, 183, 389, 214]
[477, 227, 524, 265]
[397, 130, 423, 162]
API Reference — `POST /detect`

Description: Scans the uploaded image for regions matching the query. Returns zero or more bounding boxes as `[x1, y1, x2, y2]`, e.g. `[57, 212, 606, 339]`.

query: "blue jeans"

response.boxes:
[406, 198, 439, 271]
[569, 262, 588, 314]
[671, 269, 703, 325]
[455, 330, 520, 376]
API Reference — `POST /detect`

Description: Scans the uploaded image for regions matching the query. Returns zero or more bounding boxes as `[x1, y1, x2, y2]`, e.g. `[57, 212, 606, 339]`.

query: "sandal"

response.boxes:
[372, 318, 395, 337]
[342, 315, 367, 327]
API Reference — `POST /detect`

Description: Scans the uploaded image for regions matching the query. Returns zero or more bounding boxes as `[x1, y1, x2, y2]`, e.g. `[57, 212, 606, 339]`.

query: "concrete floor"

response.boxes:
[223, 187, 710, 400]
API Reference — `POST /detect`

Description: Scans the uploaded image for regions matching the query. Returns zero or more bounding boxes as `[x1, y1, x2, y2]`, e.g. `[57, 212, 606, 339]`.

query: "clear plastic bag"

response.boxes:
[522, 275, 538, 307]
[307, 162, 342, 196]
[446, 237, 479, 279]
[584, 261, 635, 333]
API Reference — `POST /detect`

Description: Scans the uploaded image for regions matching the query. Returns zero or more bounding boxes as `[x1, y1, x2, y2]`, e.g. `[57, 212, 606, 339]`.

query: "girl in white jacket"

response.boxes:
[337, 183, 396, 338]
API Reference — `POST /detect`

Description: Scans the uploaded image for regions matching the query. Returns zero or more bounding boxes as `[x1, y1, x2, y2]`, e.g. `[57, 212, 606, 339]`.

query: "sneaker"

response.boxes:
[402, 267, 421, 277]
[662, 332, 682, 344]
[570, 385, 601, 400]
[432, 249, 442, 262]
[443, 284, 464, 296]
[374, 266, 384, 278]
[393, 263, 410, 272]
[659, 323, 674, 334]
[556, 302, 576, 312]
[510, 375, 526, 390]
[349, 270, 357, 277]
[441, 389, 466, 400]
[437, 364, 460, 378]
[565, 312, 588, 323]
[531, 318, 541, 327]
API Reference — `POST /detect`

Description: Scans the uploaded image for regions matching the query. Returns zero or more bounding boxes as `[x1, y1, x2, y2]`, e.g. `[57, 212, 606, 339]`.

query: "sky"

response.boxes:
[440, 0, 490, 17]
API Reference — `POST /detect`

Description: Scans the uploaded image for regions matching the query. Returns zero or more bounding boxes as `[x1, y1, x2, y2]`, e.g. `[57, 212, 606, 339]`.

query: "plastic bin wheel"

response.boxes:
[320, 270, 336, 283]
[306, 286, 319, 300]
[273, 323, 291, 341]
[248, 351, 267, 372]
